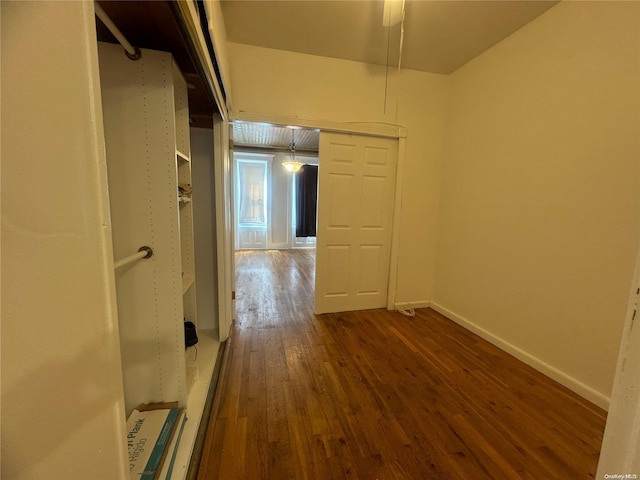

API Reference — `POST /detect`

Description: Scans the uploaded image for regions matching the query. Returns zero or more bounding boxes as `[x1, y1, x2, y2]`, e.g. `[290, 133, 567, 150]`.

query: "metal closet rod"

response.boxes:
[114, 246, 153, 270]
[94, 2, 141, 60]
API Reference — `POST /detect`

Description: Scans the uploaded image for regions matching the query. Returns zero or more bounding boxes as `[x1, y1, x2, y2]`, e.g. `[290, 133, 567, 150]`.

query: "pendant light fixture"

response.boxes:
[281, 128, 304, 173]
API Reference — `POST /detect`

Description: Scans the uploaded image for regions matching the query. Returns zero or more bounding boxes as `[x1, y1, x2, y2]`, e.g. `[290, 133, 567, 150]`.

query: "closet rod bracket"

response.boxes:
[138, 246, 153, 259]
[125, 47, 142, 61]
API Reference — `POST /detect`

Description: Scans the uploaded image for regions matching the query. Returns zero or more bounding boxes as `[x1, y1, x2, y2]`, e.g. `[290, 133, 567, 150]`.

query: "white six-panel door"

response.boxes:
[315, 132, 397, 314]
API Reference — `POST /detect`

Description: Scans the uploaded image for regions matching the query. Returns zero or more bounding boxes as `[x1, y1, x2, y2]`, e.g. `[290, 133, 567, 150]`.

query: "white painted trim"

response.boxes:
[387, 136, 407, 309]
[430, 302, 610, 410]
[391, 300, 432, 310]
[231, 110, 406, 139]
[213, 115, 233, 341]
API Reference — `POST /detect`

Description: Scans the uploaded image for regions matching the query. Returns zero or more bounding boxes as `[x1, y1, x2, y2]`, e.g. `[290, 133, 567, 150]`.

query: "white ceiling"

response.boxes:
[221, 0, 558, 75]
[225, 0, 558, 149]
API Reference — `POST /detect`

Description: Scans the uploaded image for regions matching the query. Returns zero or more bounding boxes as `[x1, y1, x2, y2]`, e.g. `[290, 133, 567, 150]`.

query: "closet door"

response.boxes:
[315, 132, 397, 314]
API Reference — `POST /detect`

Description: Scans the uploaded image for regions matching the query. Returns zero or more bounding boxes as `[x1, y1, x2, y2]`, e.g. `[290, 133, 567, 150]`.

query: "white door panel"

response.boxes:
[315, 133, 397, 314]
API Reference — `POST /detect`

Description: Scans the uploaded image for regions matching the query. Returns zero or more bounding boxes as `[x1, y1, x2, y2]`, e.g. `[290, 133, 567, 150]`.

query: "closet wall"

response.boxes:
[191, 127, 220, 334]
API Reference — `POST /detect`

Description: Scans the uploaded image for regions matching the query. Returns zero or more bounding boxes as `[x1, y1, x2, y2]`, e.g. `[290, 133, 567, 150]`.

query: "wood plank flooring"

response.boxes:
[197, 249, 606, 479]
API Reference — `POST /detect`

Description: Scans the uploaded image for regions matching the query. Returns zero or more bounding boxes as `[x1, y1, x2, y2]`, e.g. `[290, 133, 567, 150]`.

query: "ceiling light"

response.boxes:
[282, 161, 303, 173]
[282, 129, 304, 173]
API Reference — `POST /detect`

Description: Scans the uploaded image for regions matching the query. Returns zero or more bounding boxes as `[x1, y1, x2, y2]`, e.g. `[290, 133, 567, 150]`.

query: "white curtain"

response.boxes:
[237, 161, 267, 225]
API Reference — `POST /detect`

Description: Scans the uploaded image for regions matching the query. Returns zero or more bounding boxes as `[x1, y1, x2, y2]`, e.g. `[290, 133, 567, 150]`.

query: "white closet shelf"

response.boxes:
[176, 150, 190, 163]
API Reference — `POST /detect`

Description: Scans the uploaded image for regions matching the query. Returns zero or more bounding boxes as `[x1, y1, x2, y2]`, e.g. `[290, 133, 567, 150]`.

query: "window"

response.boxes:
[237, 160, 267, 225]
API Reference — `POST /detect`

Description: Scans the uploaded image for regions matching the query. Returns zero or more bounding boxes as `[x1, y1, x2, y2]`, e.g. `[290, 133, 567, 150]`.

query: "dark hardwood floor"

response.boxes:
[197, 249, 606, 479]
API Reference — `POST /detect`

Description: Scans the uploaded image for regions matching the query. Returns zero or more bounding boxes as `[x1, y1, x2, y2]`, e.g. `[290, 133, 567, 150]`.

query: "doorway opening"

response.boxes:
[232, 122, 319, 252]
[231, 121, 319, 323]
[231, 121, 401, 317]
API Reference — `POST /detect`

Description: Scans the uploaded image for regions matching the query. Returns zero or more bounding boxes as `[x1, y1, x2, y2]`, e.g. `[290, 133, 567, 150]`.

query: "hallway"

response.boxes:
[198, 250, 606, 479]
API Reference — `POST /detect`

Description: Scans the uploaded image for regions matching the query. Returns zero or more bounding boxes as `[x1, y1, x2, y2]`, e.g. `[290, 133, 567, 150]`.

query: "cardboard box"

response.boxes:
[126, 403, 184, 480]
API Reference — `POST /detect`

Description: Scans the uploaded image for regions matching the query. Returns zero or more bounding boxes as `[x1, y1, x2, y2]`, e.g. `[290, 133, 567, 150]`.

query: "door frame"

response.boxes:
[231, 111, 407, 310]
[213, 114, 234, 341]
[597, 243, 640, 475]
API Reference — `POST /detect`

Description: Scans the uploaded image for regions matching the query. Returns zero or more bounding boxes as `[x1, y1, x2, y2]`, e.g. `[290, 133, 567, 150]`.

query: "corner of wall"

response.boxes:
[430, 302, 610, 410]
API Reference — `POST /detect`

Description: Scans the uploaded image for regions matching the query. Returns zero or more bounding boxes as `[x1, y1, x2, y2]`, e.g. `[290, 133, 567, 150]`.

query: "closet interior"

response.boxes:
[95, 1, 229, 476]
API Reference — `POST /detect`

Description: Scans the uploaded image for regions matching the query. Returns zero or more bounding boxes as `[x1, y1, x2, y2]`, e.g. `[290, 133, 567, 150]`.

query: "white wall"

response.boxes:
[1, 2, 128, 478]
[270, 152, 320, 249]
[227, 42, 449, 304]
[191, 128, 219, 333]
[270, 153, 293, 248]
[432, 1, 640, 407]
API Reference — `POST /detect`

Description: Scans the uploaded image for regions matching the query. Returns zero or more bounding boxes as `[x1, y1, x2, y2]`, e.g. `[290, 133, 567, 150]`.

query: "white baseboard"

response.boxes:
[268, 243, 291, 250]
[392, 300, 431, 310]
[396, 300, 431, 308]
[429, 302, 610, 410]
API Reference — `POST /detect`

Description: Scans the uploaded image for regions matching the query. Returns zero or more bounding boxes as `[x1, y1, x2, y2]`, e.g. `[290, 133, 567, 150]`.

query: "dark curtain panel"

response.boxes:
[295, 165, 318, 237]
